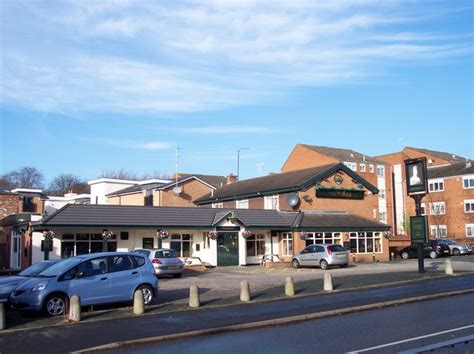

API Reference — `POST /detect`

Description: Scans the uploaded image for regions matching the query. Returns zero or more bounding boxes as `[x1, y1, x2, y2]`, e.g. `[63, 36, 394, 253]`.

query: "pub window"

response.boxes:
[142, 237, 154, 249]
[349, 232, 382, 254]
[304, 232, 342, 247]
[170, 234, 192, 257]
[120, 231, 129, 240]
[246, 234, 265, 257]
[61, 233, 117, 258]
[281, 233, 293, 256]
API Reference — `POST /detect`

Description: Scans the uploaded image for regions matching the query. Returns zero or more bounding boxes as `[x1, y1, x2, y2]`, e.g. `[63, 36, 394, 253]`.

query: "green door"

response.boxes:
[217, 232, 239, 266]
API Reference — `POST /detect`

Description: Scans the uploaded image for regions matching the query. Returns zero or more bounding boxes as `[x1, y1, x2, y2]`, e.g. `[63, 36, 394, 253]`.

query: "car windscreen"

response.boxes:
[155, 250, 177, 258]
[328, 245, 346, 252]
[440, 240, 454, 245]
[19, 261, 59, 277]
[37, 257, 83, 277]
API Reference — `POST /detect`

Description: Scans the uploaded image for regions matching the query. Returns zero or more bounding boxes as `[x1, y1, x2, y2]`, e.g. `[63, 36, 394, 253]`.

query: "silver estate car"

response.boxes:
[133, 248, 184, 278]
[439, 239, 472, 256]
[292, 244, 349, 270]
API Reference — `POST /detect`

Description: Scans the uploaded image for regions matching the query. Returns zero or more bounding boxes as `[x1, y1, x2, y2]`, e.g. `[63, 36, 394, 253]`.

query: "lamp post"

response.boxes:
[42, 230, 55, 261]
[101, 229, 113, 252]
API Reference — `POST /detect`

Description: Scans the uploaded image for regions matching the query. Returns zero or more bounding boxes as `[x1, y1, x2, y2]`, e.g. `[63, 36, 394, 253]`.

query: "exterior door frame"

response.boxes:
[10, 229, 22, 269]
[217, 232, 239, 266]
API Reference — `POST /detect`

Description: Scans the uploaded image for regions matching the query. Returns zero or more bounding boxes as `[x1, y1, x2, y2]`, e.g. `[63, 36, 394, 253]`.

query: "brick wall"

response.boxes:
[159, 179, 214, 207]
[0, 194, 20, 219]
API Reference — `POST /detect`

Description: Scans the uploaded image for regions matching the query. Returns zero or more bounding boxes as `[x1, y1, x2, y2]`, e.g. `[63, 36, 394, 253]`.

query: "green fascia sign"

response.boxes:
[410, 216, 428, 244]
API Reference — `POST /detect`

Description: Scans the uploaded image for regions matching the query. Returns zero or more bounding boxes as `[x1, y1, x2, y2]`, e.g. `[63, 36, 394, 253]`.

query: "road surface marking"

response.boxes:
[348, 324, 474, 353]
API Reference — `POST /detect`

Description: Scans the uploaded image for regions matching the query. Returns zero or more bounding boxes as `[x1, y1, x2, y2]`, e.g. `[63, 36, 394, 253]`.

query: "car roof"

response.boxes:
[134, 248, 174, 252]
[74, 252, 143, 260]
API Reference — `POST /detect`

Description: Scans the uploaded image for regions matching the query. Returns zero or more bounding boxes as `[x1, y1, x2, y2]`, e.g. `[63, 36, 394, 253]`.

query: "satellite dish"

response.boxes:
[287, 192, 300, 207]
[172, 186, 182, 194]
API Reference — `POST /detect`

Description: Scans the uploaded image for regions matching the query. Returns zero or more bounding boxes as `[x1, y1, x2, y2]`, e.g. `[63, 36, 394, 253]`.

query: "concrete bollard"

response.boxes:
[240, 281, 251, 302]
[323, 272, 333, 291]
[68, 295, 81, 322]
[133, 289, 145, 315]
[0, 302, 5, 330]
[285, 276, 295, 297]
[445, 258, 454, 275]
[189, 285, 200, 308]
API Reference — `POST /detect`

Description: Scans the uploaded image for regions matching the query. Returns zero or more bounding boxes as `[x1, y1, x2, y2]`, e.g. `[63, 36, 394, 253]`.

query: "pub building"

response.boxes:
[33, 162, 390, 265]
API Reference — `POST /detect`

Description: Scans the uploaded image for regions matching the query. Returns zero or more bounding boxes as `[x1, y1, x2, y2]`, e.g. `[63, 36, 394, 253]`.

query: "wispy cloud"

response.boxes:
[173, 125, 272, 134]
[1, 1, 472, 115]
[84, 137, 173, 150]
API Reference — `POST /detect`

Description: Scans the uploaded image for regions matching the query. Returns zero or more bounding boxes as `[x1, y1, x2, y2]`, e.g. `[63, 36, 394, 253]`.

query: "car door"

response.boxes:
[298, 247, 311, 266]
[314, 245, 326, 264]
[305, 245, 318, 266]
[67, 257, 112, 306]
[107, 255, 139, 302]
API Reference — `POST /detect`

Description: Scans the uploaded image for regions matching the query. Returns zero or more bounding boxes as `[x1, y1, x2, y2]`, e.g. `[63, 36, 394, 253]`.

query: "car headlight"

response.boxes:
[32, 281, 49, 292]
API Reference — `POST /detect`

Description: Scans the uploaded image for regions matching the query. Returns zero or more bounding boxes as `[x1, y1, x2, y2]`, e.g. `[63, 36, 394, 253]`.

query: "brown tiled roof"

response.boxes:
[405, 147, 468, 163]
[428, 161, 474, 179]
[174, 174, 227, 189]
[195, 163, 379, 204]
[300, 144, 384, 164]
[297, 211, 390, 231]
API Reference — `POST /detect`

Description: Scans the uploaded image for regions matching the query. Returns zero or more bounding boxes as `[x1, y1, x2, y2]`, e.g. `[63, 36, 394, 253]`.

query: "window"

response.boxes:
[142, 238, 154, 249]
[61, 233, 117, 258]
[359, 163, 366, 172]
[108, 255, 133, 273]
[236, 199, 249, 209]
[264, 195, 279, 210]
[369, 164, 374, 173]
[22, 197, 36, 212]
[120, 232, 129, 240]
[170, 234, 192, 257]
[212, 202, 223, 208]
[304, 232, 342, 247]
[463, 200, 474, 213]
[379, 212, 387, 223]
[246, 234, 265, 257]
[420, 203, 426, 216]
[466, 224, 474, 237]
[430, 225, 447, 238]
[463, 176, 474, 189]
[378, 188, 385, 199]
[377, 165, 385, 177]
[429, 202, 446, 215]
[144, 189, 153, 206]
[428, 179, 444, 192]
[282, 233, 293, 256]
[344, 162, 357, 171]
[349, 232, 382, 254]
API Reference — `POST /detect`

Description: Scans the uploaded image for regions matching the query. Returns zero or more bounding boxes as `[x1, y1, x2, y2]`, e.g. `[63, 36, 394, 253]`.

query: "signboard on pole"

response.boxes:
[410, 216, 428, 244]
[405, 157, 428, 195]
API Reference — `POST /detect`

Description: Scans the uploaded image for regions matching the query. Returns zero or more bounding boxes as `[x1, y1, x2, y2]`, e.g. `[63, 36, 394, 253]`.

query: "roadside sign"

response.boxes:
[410, 216, 428, 244]
[405, 158, 428, 195]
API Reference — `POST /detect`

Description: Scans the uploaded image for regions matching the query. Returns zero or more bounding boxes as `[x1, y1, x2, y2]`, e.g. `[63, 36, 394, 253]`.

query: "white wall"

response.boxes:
[31, 231, 61, 264]
[394, 164, 406, 235]
[89, 179, 137, 205]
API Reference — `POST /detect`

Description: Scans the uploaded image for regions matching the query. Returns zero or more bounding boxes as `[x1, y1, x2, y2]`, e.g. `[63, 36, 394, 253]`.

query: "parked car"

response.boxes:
[399, 240, 451, 260]
[438, 239, 472, 256]
[292, 244, 349, 270]
[0, 259, 62, 303]
[9, 252, 158, 316]
[133, 248, 184, 278]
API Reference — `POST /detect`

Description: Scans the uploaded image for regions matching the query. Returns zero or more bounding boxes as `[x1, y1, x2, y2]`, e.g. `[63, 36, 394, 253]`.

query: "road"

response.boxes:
[116, 293, 474, 354]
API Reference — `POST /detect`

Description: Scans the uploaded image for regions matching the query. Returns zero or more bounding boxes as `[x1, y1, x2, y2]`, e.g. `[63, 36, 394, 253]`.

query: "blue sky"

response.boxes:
[1, 0, 473, 183]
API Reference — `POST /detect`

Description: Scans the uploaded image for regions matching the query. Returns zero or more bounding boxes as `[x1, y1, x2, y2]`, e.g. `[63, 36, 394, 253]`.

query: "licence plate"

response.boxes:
[336, 254, 346, 258]
[444, 250, 449, 253]
[168, 265, 178, 269]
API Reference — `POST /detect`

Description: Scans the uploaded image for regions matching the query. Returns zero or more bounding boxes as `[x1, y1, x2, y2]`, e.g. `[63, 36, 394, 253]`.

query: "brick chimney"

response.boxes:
[227, 173, 237, 184]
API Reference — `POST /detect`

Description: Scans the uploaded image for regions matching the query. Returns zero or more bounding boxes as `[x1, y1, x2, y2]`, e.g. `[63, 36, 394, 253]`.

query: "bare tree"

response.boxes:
[1, 167, 44, 189]
[47, 174, 89, 196]
[99, 169, 139, 180]
[141, 171, 172, 180]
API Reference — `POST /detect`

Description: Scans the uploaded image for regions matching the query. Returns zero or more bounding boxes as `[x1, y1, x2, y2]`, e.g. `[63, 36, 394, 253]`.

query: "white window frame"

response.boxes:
[420, 203, 426, 216]
[236, 199, 249, 209]
[369, 164, 374, 173]
[428, 179, 445, 193]
[212, 202, 223, 208]
[264, 194, 279, 210]
[379, 211, 387, 223]
[429, 201, 446, 215]
[281, 233, 293, 256]
[430, 225, 447, 238]
[344, 162, 357, 171]
[304, 232, 343, 246]
[378, 188, 385, 199]
[349, 232, 383, 254]
[246, 233, 266, 257]
[463, 175, 474, 189]
[360, 163, 366, 172]
[466, 224, 474, 237]
[376, 165, 385, 177]
[170, 233, 193, 258]
[464, 200, 474, 213]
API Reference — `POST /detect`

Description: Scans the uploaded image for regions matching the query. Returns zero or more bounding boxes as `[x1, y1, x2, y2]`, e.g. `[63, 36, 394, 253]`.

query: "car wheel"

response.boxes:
[138, 285, 154, 305]
[44, 294, 67, 317]
[429, 251, 437, 259]
[401, 252, 409, 260]
[340, 263, 348, 268]
[292, 259, 300, 269]
[320, 259, 329, 270]
[172, 273, 182, 278]
[452, 248, 460, 256]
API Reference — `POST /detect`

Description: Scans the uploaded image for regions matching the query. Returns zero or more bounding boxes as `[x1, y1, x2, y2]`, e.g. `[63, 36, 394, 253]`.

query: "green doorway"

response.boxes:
[217, 232, 239, 266]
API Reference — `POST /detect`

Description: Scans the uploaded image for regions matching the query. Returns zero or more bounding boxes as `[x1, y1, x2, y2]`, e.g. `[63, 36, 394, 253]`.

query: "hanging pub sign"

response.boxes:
[410, 216, 428, 244]
[404, 157, 428, 195]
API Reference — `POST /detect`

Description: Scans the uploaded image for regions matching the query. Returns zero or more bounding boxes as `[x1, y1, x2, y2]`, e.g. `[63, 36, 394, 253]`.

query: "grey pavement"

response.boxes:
[0, 274, 473, 353]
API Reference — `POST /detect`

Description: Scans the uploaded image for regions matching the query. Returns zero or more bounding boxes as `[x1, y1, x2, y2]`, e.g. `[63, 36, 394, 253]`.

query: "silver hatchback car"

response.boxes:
[292, 244, 349, 270]
[439, 239, 472, 256]
[133, 248, 184, 278]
